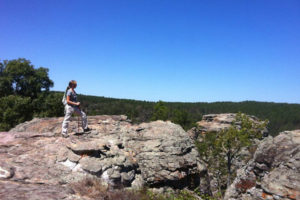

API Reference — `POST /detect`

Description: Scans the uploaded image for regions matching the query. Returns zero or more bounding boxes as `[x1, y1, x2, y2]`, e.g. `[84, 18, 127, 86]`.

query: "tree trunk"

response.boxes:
[227, 152, 232, 188]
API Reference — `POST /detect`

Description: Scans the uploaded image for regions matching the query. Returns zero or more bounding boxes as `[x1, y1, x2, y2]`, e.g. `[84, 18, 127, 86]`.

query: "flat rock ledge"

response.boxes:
[224, 130, 300, 200]
[0, 115, 207, 200]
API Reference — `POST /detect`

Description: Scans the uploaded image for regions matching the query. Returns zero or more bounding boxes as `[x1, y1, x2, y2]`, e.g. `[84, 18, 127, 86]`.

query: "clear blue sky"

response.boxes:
[1, 0, 299, 103]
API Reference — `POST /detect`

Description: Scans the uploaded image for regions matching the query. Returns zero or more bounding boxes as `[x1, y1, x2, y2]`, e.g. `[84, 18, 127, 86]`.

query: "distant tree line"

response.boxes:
[1, 58, 300, 136]
[77, 94, 300, 135]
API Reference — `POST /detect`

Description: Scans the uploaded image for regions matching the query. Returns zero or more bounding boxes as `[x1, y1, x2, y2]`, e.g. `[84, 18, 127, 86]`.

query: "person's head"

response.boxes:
[68, 80, 77, 89]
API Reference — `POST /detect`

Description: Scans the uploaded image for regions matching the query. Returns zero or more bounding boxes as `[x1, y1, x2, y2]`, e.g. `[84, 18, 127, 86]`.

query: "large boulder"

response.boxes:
[0, 115, 207, 199]
[224, 130, 300, 200]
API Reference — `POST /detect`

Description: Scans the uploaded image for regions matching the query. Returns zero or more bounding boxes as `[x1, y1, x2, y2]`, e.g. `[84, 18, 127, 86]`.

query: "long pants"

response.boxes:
[62, 105, 88, 134]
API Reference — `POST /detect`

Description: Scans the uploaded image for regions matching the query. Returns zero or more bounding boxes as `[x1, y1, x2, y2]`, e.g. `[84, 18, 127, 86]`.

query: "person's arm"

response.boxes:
[66, 95, 80, 106]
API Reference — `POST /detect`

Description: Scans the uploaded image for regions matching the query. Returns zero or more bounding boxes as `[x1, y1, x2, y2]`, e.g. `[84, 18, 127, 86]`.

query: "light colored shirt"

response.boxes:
[67, 89, 77, 106]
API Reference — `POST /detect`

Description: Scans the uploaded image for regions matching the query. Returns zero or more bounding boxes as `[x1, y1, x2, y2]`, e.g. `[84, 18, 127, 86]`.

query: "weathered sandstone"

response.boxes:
[0, 115, 207, 199]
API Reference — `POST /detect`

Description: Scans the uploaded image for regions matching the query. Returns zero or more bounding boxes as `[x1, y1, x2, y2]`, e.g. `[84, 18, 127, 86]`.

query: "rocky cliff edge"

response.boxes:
[0, 115, 207, 200]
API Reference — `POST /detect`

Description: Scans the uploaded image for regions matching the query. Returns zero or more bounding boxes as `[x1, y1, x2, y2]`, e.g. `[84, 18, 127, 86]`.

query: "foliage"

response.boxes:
[196, 113, 267, 198]
[77, 94, 155, 123]
[217, 113, 267, 186]
[33, 92, 64, 117]
[0, 58, 55, 131]
[0, 58, 53, 98]
[0, 95, 33, 131]
[171, 109, 192, 130]
[151, 100, 169, 121]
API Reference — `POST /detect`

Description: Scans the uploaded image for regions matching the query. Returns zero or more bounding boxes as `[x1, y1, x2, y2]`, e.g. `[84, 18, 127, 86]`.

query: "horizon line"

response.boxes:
[51, 90, 300, 105]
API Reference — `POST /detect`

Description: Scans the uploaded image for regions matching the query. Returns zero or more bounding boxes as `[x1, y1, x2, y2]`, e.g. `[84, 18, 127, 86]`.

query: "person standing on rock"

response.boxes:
[61, 80, 91, 137]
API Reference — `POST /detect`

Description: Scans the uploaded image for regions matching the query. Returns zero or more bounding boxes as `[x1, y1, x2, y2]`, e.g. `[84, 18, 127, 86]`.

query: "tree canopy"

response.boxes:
[151, 100, 169, 121]
[0, 58, 58, 131]
[0, 58, 53, 98]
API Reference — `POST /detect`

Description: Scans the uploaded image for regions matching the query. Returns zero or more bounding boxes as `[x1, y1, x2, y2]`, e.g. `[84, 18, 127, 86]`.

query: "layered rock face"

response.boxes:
[224, 130, 300, 200]
[0, 115, 206, 199]
[197, 113, 238, 133]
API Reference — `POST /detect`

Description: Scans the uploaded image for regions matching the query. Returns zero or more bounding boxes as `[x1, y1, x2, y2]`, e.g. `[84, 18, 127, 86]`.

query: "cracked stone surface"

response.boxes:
[224, 130, 300, 200]
[0, 115, 207, 199]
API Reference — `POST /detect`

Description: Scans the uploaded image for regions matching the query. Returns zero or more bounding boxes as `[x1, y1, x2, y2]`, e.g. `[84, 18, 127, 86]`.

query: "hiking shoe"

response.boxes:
[62, 132, 69, 138]
[84, 127, 91, 132]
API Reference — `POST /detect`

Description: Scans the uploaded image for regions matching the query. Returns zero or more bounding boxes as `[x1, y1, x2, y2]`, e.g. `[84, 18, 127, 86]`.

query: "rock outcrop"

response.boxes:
[0, 115, 207, 199]
[188, 113, 268, 139]
[224, 130, 300, 200]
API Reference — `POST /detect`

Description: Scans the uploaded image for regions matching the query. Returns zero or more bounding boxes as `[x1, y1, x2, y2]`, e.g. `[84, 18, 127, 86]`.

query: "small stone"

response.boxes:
[121, 170, 135, 182]
[131, 174, 145, 190]
[110, 170, 121, 180]
[56, 149, 68, 162]
[79, 157, 102, 173]
[60, 159, 77, 170]
[68, 151, 81, 162]
[0, 166, 14, 179]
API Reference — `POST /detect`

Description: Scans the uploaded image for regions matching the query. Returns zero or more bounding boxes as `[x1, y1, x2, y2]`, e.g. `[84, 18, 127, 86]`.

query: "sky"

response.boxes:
[0, 0, 299, 103]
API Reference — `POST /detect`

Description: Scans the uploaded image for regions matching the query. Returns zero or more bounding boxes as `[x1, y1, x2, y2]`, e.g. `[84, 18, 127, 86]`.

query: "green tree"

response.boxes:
[196, 113, 268, 197]
[0, 61, 4, 74]
[33, 92, 64, 117]
[0, 60, 12, 97]
[171, 109, 192, 130]
[0, 58, 53, 98]
[151, 100, 169, 121]
[0, 95, 33, 131]
[0, 58, 55, 131]
[218, 113, 268, 187]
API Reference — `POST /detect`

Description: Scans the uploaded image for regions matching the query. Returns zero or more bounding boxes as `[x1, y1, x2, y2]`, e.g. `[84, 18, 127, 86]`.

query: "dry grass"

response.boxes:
[235, 178, 256, 193]
[71, 177, 203, 200]
[71, 178, 145, 200]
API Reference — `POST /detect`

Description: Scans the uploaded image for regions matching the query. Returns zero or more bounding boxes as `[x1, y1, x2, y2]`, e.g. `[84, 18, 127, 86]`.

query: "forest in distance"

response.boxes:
[76, 92, 300, 136]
